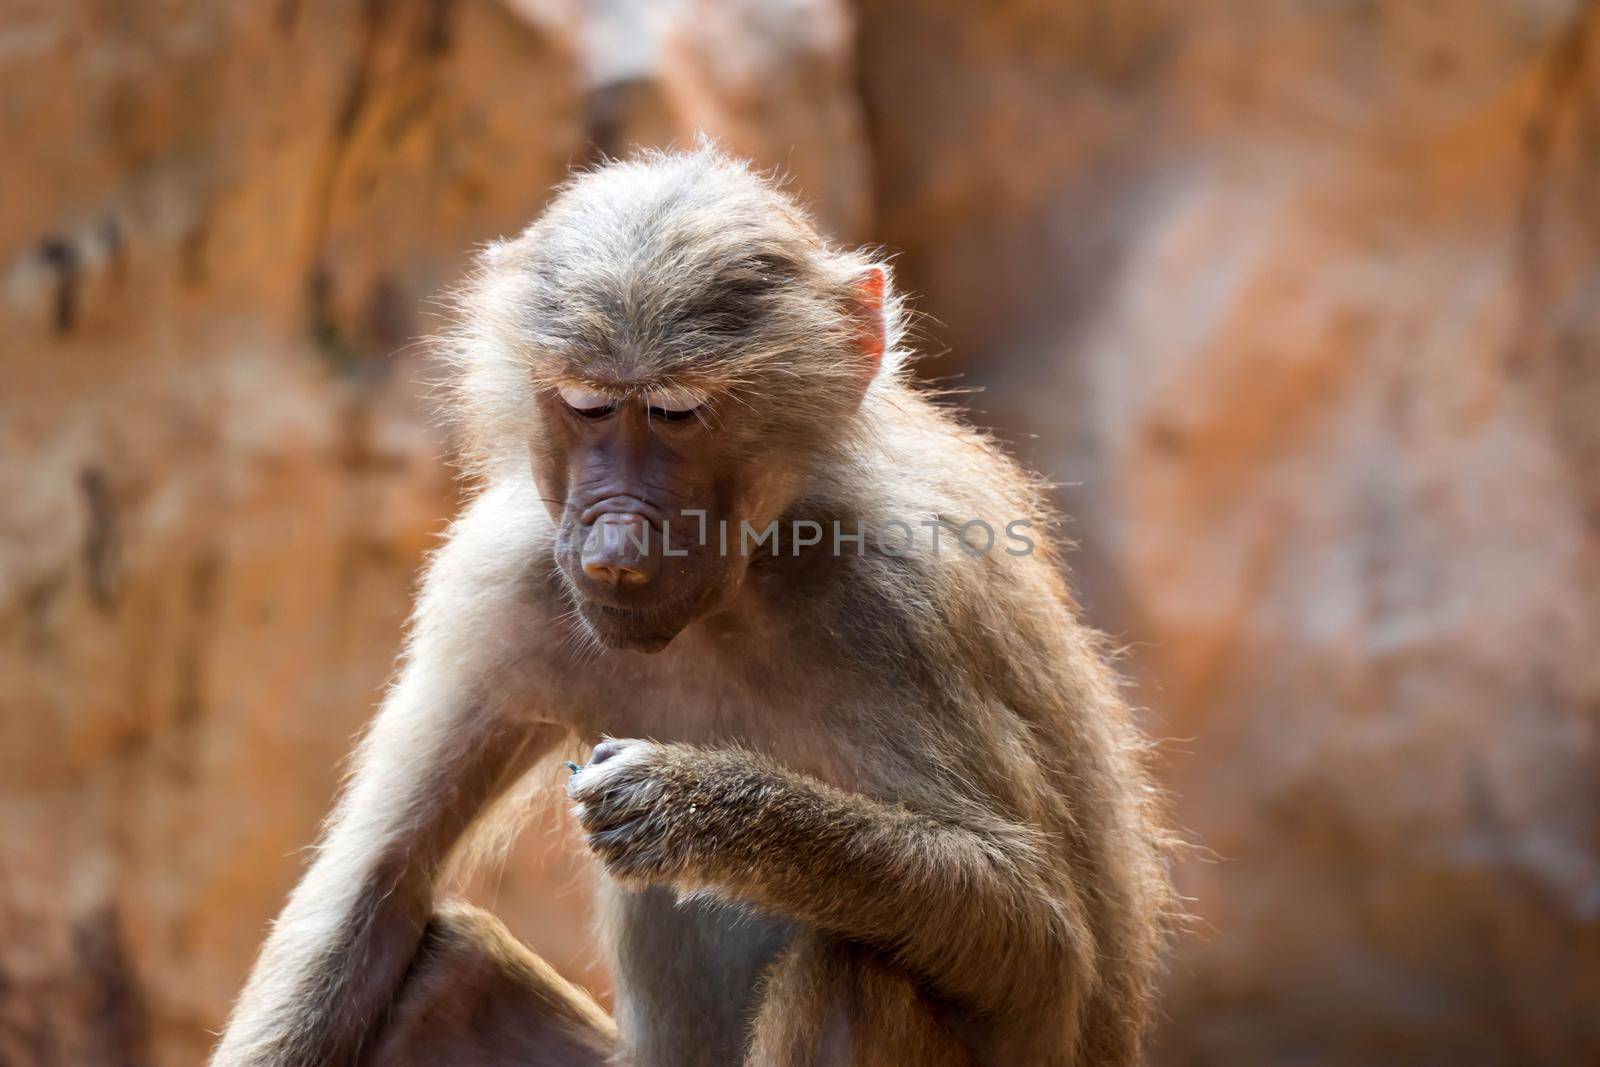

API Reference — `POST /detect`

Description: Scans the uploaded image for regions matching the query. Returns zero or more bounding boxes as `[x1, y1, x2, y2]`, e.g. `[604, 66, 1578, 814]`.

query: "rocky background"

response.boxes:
[2, 0, 1597, 1063]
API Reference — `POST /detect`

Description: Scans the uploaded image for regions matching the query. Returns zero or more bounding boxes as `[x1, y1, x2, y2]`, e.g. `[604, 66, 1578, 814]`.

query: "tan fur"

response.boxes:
[212, 147, 1176, 1067]
[363, 902, 614, 1067]
[748, 933, 975, 1067]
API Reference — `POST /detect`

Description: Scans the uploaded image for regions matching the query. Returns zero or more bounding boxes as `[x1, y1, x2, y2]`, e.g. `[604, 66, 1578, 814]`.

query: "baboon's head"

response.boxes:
[450, 149, 895, 652]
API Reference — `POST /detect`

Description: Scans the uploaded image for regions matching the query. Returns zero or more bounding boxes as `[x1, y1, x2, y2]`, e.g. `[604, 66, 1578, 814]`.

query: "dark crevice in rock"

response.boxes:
[79, 467, 122, 613]
[1511, 2, 1600, 364]
[304, 0, 397, 370]
[71, 907, 153, 1067]
[419, 0, 458, 57]
[1511, 3, 1600, 532]
[37, 236, 81, 333]
[306, 0, 459, 373]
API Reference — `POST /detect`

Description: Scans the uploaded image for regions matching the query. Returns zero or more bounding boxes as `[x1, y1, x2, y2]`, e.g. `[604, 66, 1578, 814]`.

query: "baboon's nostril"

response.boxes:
[583, 560, 648, 586]
[581, 513, 656, 587]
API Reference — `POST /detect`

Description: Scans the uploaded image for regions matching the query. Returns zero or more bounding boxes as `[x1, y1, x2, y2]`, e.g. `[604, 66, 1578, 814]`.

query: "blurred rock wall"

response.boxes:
[855, 2, 1600, 1062]
[1, 1, 1596, 1064]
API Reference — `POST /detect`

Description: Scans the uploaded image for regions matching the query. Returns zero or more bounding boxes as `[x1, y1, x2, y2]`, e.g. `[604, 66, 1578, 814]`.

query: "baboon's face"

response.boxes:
[533, 382, 772, 653]
[502, 159, 889, 652]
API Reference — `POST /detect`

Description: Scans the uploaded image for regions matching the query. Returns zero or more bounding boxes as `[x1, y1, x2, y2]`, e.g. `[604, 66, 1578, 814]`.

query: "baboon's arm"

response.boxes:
[212, 491, 562, 1067]
[570, 740, 1091, 1012]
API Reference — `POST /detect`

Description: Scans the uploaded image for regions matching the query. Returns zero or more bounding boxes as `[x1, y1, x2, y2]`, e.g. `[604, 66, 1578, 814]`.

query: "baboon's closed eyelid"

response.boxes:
[557, 383, 615, 410]
[643, 385, 708, 415]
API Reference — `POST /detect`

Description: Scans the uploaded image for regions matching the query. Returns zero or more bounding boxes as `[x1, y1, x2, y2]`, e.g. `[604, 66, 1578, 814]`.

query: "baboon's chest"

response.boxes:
[574, 623, 866, 786]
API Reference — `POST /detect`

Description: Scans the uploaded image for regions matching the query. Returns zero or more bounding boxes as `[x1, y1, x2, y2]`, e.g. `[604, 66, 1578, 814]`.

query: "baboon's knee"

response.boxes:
[363, 900, 614, 1067]
[747, 934, 972, 1067]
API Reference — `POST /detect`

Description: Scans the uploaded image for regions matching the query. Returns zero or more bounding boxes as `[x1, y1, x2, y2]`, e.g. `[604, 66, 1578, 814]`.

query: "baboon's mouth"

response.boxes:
[573, 589, 707, 653]
[577, 584, 702, 620]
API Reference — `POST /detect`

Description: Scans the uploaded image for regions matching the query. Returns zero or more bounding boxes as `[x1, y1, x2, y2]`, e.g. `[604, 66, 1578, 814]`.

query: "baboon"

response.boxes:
[211, 147, 1175, 1067]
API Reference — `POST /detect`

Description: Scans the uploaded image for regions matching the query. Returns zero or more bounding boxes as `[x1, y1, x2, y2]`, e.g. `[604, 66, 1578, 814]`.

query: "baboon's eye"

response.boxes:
[645, 386, 706, 423]
[557, 384, 617, 420]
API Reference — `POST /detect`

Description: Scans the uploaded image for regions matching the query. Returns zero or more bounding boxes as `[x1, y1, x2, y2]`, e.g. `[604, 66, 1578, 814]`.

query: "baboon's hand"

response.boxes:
[567, 739, 735, 883]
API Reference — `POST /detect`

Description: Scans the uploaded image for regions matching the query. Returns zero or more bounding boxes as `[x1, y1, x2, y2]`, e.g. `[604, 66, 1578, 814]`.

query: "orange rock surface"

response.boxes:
[2, 1, 1596, 1063]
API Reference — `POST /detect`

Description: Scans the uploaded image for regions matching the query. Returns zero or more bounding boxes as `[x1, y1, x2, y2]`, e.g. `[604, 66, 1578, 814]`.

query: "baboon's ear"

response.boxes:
[849, 265, 888, 381]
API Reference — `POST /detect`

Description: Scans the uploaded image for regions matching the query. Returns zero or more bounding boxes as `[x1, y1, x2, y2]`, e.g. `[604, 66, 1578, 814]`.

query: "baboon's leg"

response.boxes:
[363, 901, 615, 1067]
[746, 932, 973, 1067]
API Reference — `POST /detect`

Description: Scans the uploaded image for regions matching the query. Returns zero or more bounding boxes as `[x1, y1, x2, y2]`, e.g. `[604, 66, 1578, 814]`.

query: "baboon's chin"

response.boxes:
[593, 626, 678, 654]
[578, 603, 694, 654]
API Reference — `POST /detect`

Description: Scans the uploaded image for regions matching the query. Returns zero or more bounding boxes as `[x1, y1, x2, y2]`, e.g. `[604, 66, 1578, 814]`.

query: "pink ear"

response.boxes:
[852, 265, 888, 375]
